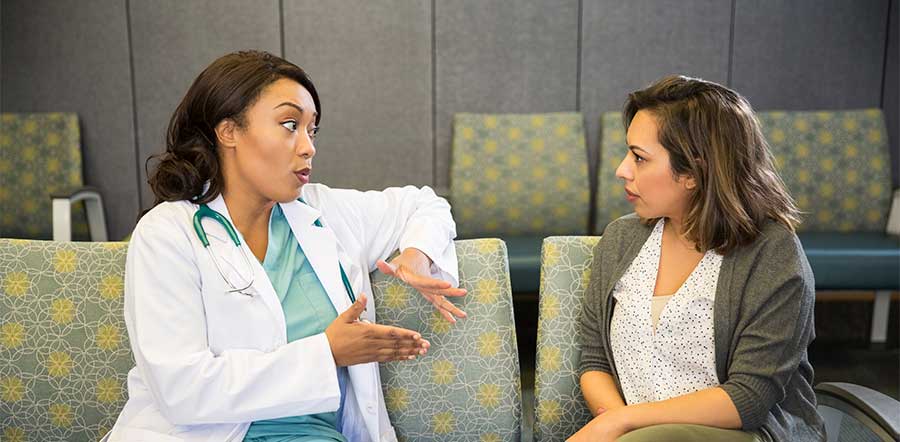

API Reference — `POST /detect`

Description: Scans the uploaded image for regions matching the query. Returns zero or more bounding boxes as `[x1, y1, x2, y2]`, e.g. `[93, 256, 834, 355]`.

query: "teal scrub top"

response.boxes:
[244, 204, 349, 442]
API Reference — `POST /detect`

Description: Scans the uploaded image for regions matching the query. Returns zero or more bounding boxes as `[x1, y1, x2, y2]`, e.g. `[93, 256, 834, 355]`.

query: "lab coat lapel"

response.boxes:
[279, 200, 353, 313]
[204, 196, 287, 337]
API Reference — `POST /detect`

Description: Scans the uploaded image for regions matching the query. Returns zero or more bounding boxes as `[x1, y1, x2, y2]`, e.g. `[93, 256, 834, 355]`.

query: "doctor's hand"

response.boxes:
[325, 293, 429, 367]
[376, 248, 467, 323]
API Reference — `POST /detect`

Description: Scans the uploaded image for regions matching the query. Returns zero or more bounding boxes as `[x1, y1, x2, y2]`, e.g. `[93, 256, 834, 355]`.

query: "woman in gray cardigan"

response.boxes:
[570, 76, 825, 442]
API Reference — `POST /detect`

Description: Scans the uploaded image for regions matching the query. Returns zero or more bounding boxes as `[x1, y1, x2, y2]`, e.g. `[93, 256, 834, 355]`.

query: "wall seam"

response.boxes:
[880, 0, 893, 109]
[727, 0, 737, 86]
[576, 0, 582, 111]
[279, 0, 285, 57]
[431, 0, 437, 188]
[125, 0, 143, 213]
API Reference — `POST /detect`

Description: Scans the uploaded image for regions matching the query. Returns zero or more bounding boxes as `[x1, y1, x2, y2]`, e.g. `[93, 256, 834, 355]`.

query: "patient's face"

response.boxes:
[615, 110, 694, 222]
[224, 78, 319, 204]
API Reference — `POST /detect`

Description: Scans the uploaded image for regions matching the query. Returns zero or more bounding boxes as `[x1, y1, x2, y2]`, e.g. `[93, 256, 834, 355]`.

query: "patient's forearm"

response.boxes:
[580, 370, 627, 416]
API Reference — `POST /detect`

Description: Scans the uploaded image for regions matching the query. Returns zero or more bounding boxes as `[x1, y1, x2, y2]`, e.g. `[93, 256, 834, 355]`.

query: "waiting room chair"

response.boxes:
[0, 113, 107, 242]
[451, 112, 591, 293]
[0, 238, 521, 441]
[816, 382, 899, 441]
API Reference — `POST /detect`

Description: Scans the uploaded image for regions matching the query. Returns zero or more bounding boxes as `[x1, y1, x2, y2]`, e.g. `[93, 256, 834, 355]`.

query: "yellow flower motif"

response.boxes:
[432, 359, 456, 385]
[483, 193, 498, 208]
[49, 403, 73, 427]
[0, 134, 10, 147]
[842, 118, 858, 131]
[508, 127, 521, 140]
[47, 157, 61, 173]
[543, 242, 560, 266]
[485, 167, 500, 181]
[537, 400, 561, 423]
[69, 170, 80, 185]
[865, 109, 881, 118]
[540, 346, 562, 371]
[4, 272, 30, 297]
[532, 167, 547, 179]
[868, 183, 884, 198]
[54, 249, 78, 273]
[1, 322, 25, 348]
[484, 116, 498, 129]
[506, 207, 522, 220]
[507, 154, 522, 167]
[530, 192, 546, 205]
[530, 218, 546, 230]
[477, 383, 502, 408]
[819, 183, 834, 198]
[555, 124, 570, 137]
[555, 151, 570, 164]
[46, 132, 62, 146]
[845, 145, 859, 157]
[531, 138, 545, 152]
[433, 411, 455, 434]
[478, 331, 501, 357]
[97, 324, 121, 350]
[817, 131, 833, 145]
[460, 154, 475, 168]
[47, 351, 73, 377]
[867, 209, 881, 223]
[430, 311, 452, 334]
[476, 239, 499, 254]
[22, 200, 38, 215]
[555, 177, 570, 191]
[460, 207, 475, 221]
[819, 158, 834, 171]
[96, 377, 122, 403]
[770, 129, 785, 143]
[508, 179, 522, 193]
[531, 115, 545, 127]
[51, 298, 75, 324]
[796, 143, 810, 158]
[100, 275, 124, 300]
[797, 195, 810, 209]
[845, 170, 859, 184]
[797, 170, 810, 183]
[23, 146, 37, 161]
[384, 283, 408, 309]
[870, 157, 884, 170]
[4, 427, 25, 442]
[23, 120, 38, 134]
[461, 181, 476, 194]
[815, 112, 833, 121]
[485, 220, 500, 232]
[816, 211, 833, 223]
[476, 278, 500, 304]
[839, 221, 853, 232]
[552, 206, 570, 218]
[774, 155, 785, 169]
[610, 129, 624, 143]
[481, 433, 501, 442]
[461, 126, 474, 140]
[484, 139, 498, 153]
[1, 376, 25, 402]
[385, 387, 408, 412]
[542, 294, 560, 319]
[793, 119, 809, 132]
[866, 129, 882, 143]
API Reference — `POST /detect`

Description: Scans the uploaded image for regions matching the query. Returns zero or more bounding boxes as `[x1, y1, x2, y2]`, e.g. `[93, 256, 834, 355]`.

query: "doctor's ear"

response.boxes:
[214, 118, 239, 150]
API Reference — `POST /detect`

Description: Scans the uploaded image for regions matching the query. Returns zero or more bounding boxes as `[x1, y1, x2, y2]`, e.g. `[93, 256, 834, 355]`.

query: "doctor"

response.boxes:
[107, 50, 466, 442]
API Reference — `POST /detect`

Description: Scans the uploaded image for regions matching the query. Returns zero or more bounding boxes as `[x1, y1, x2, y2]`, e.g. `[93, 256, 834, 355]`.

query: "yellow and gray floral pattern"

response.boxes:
[373, 239, 522, 442]
[451, 113, 590, 237]
[0, 113, 89, 240]
[533, 236, 599, 442]
[0, 239, 132, 442]
[595, 109, 892, 233]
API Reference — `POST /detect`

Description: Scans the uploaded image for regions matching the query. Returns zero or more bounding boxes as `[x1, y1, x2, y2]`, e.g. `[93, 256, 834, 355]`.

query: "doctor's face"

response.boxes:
[615, 110, 695, 221]
[226, 78, 318, 203]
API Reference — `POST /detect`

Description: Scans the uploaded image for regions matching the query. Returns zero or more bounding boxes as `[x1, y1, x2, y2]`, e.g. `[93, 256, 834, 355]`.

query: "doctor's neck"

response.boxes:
[222, 189, 277, 239]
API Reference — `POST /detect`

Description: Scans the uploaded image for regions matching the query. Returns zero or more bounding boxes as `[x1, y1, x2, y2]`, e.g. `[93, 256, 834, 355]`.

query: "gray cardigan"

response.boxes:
[579, 214, 826, 442]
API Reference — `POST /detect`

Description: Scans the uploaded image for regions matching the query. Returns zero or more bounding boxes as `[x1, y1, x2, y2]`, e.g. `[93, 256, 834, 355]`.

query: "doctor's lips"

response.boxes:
[624, 188, 639, 202]
[294, 167, 311, 184]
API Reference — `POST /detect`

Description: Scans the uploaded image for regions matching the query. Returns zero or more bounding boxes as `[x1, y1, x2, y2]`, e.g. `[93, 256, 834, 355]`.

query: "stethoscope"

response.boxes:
[192, 202, 356, 303]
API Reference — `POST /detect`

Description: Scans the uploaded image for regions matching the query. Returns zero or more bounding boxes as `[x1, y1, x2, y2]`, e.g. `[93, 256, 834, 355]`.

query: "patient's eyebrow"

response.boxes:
[274, 102, 318, 118]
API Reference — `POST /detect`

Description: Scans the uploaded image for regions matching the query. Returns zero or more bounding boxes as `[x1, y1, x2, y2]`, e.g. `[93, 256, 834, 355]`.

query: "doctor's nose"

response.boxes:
[297, 133, 316, 160]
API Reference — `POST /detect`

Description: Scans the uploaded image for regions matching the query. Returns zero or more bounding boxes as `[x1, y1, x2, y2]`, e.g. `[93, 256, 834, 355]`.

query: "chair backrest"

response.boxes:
[0, 113, 90, 240]
[0, 239, 132, 442]
[451, 112, 590, 237]
[373, 238, 522, 441]
[595, 109, 893, 233]
[532, 236, 599, 442]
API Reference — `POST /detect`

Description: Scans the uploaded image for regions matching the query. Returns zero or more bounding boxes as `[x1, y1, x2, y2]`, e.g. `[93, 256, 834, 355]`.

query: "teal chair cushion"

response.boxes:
[451, 113, 590, 237]
[799, 232, 900, 290]
[533, 236, 599, 442]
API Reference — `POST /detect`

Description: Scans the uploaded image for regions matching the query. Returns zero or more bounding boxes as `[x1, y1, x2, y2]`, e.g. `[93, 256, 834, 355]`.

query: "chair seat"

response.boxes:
[799, 232, 900, 290]
[504, 236, 544, 293]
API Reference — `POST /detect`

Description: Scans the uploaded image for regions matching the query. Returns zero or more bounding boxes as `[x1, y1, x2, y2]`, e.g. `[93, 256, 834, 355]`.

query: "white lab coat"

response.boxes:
[106, 184, 459, 442]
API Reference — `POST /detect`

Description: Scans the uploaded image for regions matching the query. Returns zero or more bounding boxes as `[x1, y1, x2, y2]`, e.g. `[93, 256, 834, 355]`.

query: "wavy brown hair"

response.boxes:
[144, 50, 320, 213]
[624, 75, 800, 254]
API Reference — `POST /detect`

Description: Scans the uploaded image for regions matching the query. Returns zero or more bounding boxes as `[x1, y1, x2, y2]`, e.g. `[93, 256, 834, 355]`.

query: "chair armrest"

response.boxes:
[815, 382, 900, 440]
[887, 188, 900, 236]
[51, 186, 108, 241]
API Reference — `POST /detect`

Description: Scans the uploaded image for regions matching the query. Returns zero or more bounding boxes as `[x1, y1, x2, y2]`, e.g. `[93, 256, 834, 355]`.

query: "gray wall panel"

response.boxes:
[731, 0, 888, 110]
[130, 0, 281, 209]
[885, 0, 899, 188]
[284, 0, 433, 190]
[435, 0, 580, 188]
[580, 0, 731, 180]
[1, 0, 138, 240]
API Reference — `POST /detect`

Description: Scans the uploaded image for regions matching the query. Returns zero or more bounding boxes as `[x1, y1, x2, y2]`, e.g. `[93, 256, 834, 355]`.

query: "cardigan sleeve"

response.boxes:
[719, 225, 817, 430]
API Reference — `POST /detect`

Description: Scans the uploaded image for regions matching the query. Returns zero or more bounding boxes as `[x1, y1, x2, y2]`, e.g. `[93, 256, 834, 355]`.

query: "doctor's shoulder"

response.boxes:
[130, 200, 200, 250]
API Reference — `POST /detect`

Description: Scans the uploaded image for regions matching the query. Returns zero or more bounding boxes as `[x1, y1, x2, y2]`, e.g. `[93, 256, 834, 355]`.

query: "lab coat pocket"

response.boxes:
[201, 275, 277, 353]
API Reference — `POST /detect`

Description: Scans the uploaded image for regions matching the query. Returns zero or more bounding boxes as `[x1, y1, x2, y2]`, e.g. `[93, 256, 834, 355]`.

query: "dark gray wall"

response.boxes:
[885, 0, 899, 187]
[2, 0, 897, 235]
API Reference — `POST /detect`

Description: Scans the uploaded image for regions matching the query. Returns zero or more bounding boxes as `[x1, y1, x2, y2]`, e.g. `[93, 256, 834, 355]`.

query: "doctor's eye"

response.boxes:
[308, 126, 320, 139]
[281, 120, 298, 132]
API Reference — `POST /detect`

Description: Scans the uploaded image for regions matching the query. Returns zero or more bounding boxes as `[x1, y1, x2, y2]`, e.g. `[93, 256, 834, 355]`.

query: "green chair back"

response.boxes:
[374, 238, 522, 441]
[533, 236, 599, 442]
[595, 109, 893, 233]
[451, 113, 590, 237]
[0, 113, 90, 240]
[0, 239, 132, 442]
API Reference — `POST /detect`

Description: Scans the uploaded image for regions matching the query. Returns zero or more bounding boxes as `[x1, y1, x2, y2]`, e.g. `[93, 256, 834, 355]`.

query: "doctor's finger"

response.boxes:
[396, 270, 453, 291]
[421, 292, 467, 319]
[365, 323, 424, 342]
[415, 285, 467, 297]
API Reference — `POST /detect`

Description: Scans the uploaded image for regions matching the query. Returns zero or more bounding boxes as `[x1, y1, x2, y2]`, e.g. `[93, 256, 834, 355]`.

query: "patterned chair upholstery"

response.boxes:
[1, 238, 521, 442]
[532, 236, 599, 442]
[373, 238, 521, 442]
[0, 239, 132, 442]
[451, 113, 590, 293]
[0, 113, 90, 240]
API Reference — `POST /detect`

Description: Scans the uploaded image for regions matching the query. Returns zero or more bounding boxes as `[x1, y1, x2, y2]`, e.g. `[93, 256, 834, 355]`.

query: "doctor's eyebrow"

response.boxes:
[274, 102, 318, 118]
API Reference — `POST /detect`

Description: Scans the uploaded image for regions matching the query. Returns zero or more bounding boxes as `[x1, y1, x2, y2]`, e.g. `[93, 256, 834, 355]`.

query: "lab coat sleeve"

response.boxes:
[124, 210, 340, 426]
[308, 184, 459, 287]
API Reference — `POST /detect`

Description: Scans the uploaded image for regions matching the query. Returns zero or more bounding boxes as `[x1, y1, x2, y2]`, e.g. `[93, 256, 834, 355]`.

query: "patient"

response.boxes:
[570, 76, 825, 442]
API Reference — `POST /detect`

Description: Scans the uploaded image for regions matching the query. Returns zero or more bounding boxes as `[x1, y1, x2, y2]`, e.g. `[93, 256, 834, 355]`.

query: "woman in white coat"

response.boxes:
[106, 50, 466, 442]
